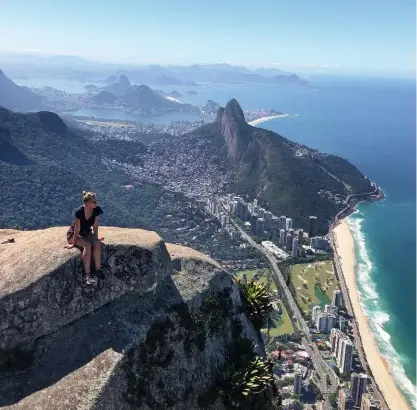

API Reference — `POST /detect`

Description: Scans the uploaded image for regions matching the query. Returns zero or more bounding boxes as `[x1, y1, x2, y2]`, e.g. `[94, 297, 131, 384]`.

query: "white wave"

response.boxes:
[346, 213, 417, 406]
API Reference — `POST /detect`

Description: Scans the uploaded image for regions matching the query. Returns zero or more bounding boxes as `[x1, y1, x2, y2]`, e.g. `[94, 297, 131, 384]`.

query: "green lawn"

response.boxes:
[269, 301, 294, 337]
[290, 260, 338, 315]
[234, 269, 293, 336]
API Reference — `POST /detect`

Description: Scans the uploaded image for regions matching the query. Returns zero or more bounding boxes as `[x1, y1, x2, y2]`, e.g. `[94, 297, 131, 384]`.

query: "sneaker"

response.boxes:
[95, 269, 105, 280]
[85, 274, 97, 285]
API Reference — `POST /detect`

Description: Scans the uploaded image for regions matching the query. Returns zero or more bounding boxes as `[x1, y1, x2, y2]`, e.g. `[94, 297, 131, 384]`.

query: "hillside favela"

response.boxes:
[0, 1, 415, 410]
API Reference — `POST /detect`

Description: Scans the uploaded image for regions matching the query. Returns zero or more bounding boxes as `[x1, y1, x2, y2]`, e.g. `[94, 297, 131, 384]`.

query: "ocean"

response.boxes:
[14, 75, 417, 406]
[159, 76, 417, 406]
[268, 77, 417, 408]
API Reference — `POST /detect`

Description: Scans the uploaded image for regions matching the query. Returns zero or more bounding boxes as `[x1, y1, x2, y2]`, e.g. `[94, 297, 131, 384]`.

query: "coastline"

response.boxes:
[333, 220, 412, 410]
[248, 114, 291, 126]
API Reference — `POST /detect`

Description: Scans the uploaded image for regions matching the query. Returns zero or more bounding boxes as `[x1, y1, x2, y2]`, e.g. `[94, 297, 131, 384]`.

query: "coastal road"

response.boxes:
[222, 202, 339, 405]
[328, 229, 389, 410]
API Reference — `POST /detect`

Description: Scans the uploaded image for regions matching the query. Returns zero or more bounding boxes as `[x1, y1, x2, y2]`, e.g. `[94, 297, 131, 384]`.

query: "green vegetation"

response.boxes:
[218, 338, 278, 409]
[234, 269, 293, 337]
[210, 100, 374, 234]
[290, 260, 337, 315]
[235, 269, 277, 293]
[0, 107, 261, 262]
[269, 301, 294, 337]
[329, 392, 338, 409]
[237, 280, 273, 329]
[189, 99, 373, 235]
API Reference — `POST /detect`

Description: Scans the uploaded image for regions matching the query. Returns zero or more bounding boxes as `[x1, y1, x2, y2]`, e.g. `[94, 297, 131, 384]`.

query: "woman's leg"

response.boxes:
[85, 233, 101, 271]
[76, 237, 93, 275]
[92, 238, 101, 271]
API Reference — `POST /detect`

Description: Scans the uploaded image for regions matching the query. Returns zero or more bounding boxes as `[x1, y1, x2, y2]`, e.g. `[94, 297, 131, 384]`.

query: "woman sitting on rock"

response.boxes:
[65, 191, 104, 285]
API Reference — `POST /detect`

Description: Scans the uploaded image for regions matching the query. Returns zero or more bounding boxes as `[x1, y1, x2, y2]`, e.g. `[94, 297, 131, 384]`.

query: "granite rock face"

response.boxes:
[0, 227, 171, 351]
[0, 227, 264, 410]
[217, 99, 252, 162]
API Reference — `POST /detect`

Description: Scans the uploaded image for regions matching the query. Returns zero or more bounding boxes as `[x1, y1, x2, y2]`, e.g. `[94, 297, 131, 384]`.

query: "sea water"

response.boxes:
[180, 77, 416, 407]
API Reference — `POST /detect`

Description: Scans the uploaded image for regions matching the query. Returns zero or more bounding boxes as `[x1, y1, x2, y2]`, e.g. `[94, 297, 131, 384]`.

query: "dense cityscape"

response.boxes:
[203, 193, 384, 410]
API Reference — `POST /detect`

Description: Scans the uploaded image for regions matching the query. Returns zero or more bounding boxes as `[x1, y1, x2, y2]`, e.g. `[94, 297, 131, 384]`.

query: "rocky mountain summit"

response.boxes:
[178, 99, 373, 232]
[0, 227, 268, 409]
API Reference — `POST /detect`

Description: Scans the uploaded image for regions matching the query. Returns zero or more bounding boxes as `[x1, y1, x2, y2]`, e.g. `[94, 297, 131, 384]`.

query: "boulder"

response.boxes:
[0, 227, 265, 410]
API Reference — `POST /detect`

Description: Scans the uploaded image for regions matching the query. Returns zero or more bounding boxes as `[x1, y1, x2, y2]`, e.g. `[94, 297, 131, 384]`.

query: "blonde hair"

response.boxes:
[82, 191, 96, 204]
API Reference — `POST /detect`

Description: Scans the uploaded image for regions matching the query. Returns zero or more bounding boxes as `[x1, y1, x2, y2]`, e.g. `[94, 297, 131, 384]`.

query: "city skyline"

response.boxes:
[0, 0, 415, 78]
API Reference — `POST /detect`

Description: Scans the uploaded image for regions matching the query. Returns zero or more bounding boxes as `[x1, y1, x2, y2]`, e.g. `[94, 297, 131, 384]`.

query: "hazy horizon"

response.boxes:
[1, 0, 415, 79]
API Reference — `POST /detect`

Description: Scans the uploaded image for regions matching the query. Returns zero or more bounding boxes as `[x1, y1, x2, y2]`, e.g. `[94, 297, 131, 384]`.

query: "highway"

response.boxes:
[221, 201, 339, 408]
[328, 228, 389, 409]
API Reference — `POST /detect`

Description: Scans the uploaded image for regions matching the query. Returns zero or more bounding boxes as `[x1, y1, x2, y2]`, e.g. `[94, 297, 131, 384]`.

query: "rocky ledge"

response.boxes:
[0, 227, 265, 410]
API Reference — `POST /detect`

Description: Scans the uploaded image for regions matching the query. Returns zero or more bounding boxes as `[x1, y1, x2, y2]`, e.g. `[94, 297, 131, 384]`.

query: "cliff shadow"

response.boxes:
[0, 274, 183, 406]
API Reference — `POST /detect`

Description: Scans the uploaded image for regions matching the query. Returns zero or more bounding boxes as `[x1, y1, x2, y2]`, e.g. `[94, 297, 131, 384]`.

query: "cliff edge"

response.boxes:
[0, 227, 266, 410]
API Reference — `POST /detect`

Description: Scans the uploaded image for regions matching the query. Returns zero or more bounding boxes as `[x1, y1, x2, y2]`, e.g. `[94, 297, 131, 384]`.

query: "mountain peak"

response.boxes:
[118, 74, 130, 87]
[224, 98, 245, 122]
[217, 99, 251, 162]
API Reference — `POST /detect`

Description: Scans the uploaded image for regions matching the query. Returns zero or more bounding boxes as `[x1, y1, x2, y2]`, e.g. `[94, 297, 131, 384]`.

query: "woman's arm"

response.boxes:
[93, 216, 100, 239]
[93, 217, 105, 241]
[72, 218, 80, 246]
[65, 218, 80, 249]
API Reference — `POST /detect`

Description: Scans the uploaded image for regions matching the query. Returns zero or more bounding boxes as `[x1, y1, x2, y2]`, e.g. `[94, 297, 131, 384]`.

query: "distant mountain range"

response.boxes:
[0, 53, 310, 87]
[111, 64, 309, 87]
[0, 69, 43, 111]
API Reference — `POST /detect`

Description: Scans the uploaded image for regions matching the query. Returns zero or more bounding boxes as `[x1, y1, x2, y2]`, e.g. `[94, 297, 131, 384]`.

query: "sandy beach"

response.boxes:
[333, 220, 412, 410]
[248, 114, 289, 126]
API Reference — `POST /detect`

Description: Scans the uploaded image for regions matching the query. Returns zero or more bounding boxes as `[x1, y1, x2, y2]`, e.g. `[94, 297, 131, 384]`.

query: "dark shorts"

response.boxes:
[66, 228, 95, 245]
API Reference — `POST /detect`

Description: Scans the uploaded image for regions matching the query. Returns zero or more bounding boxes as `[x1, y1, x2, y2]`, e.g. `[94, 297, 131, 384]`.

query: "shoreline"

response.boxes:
[248, 113, 293, 126]
[332, 220, 412, 410]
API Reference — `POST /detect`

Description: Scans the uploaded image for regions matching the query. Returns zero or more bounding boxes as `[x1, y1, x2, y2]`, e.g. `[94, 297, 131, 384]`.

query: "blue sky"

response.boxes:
[0, 0, 415, 77]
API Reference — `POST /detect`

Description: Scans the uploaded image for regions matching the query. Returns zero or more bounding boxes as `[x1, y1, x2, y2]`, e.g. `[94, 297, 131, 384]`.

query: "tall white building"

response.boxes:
[338, 338, 354, 374]
[292, 238, 299, 257]
[256, 218, 265, 236]
[297, 228, 304, 243]
[253, 198, 258, 207]
[279, 229, 286, 246]
[339, 316, 346, 332]
[332, 289, 343, 309]
[279, 215, 287, 230]
[286, 217, 293, 230]
[285, 233, 293, 251]
[336, 335, 350, 364]
[351, 373, 369, 407]
[330, 328, 343, 354]
[312, 305, 321, 324]
[293, 371, 303, 395]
